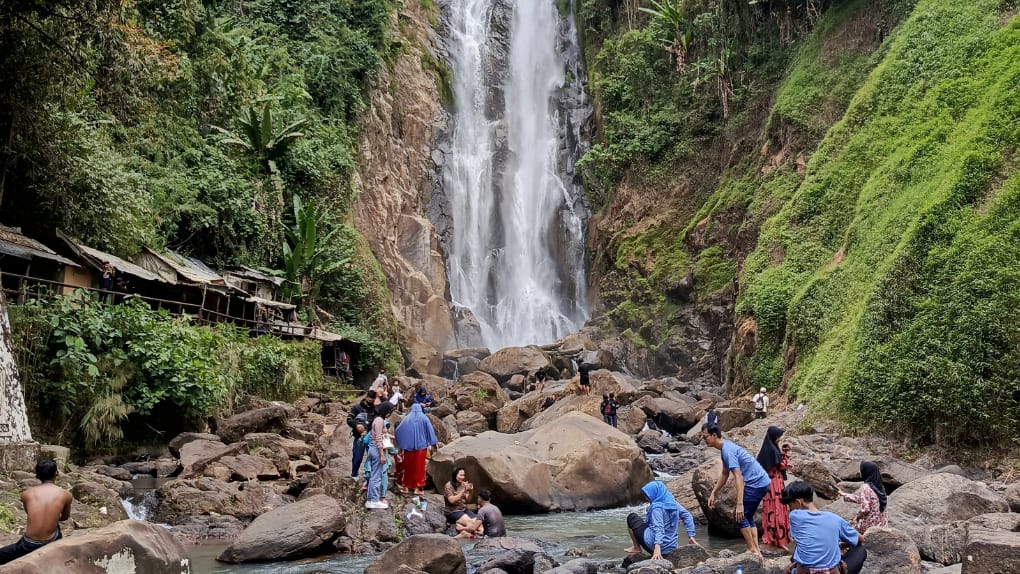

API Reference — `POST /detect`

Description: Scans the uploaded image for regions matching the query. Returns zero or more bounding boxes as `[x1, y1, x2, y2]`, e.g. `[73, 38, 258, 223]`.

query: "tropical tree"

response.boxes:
[281, 195, 349, 320]
[640, 0, 695, 72]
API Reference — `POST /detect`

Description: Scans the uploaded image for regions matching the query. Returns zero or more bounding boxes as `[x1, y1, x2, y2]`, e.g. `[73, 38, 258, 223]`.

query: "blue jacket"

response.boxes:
[641, 481, 696, 554]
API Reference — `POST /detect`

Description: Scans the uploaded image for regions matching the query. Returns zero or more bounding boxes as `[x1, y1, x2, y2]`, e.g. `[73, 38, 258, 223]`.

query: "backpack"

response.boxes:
[754, 394, 765, 411]
[706, 410, 719, 427]
[602, 401, 612, 415]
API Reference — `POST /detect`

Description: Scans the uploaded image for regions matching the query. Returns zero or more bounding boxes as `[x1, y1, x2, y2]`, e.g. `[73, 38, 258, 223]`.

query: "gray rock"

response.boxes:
[889, 473, 1008, 525]
[365, 534, 466, 574]
[217, 494, 344, 563]
[1004, 482, 1020, 512]
[168, 432, 222, 458]
[960, 527, 1020, 574]
[860, 527, 921, 574]
[215, 404, 295, 444]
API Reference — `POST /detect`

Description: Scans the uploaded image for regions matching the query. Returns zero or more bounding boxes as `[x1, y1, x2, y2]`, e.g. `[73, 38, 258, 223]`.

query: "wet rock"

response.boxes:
[364, 534, 466, 574]
[399, 495, 447, 536]
[625, 559, 673, 574]
[673, 551, 786, 573]
[169, 514, 246, 542]
[888, 473, 1008, 525]
[649, 451, 702, 476]
[472, 537, 543, 554]
[217, 494, 345, 563]
[637, 430, 669, 454]
[71, 481, 129, 523]
[429, 412, 652, 512]
[119, 461, 157, 476]
[215, 404, 295, 443]
[0, 520, 190, 574]
[960, 528, 1020, 573]
[477, 547, 557, 574]
[861, 527, 921, 574]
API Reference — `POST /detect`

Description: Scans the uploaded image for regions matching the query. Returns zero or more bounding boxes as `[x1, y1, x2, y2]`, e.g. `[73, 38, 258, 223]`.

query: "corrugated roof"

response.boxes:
[0, 226, 79, 267]
[227, 266, 285, 287]
[78, 244, 165, 283]
[248, 295, 295, 311]
[141, 247, 225, 285]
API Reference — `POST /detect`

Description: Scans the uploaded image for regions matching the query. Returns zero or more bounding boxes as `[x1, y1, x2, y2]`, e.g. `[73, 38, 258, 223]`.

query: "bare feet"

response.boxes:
[624, 546, 643, 555]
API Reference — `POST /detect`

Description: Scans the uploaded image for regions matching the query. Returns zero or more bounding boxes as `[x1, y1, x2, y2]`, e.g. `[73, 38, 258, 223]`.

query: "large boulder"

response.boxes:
[789, 459, 840, 500]
[217, 454, 280, 481]
[519, 394, 605, 431]
[452, 371, 507, 420]
[899, 512, 1020, 565]
[1005, 482, 1020, 512]
[888, 473, 1008, 525]
[364, 534, 466, 574]
[428, 412, 652, 512]
[454, 409, 490, 436]
[691, 458, 760, 537]
[636, 430, 669, 454]
[860, 527, 921, 574]
[71, 482, 129, 523]
[153, 477, 287, 524]
[479, 346, 553, 382]
[215, 404, 294, 443]
[960, 528, 1020, 574]
[714, 407, 753, 432]
[178, 439, 230, 470]
[168, 432, 221, 458]
[217, 494, 345, 563]
[630, 396, 710, 435]
[242, 433, 312, 459]
[0, 520, 190, 573]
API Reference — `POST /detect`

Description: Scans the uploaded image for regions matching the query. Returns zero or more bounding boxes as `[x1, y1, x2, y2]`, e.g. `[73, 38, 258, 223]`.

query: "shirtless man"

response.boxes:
[0, 460, 72, 564]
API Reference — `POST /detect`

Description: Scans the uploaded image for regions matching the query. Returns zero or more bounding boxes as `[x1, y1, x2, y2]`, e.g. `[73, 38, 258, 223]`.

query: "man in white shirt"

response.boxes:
[753, 387, 769, 419]
[370, 370, 389, 401]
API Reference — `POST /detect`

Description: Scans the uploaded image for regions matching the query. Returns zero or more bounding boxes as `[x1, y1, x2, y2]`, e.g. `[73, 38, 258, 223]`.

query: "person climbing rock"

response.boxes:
[624, 480, 697, 560]
[702, 424, 771, 558]
[346, 391, 377, 482]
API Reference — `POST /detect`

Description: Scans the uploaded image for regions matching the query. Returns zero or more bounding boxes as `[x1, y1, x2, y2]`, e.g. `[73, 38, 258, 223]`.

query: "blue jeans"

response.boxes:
[351, 435, 366, 479]
[367, 445, 383, 502]
[739, 484, 769, 529]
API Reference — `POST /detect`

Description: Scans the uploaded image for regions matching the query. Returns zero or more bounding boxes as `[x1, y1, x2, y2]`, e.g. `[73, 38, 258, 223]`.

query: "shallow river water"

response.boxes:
[182, 505, 746, 574]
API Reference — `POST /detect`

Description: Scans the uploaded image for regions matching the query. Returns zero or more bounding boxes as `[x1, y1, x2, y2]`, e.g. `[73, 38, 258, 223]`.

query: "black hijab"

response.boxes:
[860, 461, 887, 512]
[756, 426, 785, 471]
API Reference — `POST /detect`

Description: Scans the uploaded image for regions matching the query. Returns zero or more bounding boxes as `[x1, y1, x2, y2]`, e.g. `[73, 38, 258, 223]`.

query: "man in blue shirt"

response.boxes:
[625, 481, 698, 560]
[781, 481, 867, 574]
[702, 424, 771, 557]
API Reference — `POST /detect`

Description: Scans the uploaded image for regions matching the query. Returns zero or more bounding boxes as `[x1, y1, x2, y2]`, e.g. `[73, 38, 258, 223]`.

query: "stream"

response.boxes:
[121, 476, 745, 573]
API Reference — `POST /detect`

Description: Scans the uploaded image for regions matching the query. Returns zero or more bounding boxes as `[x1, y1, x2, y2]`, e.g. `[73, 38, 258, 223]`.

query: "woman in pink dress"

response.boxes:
[839, 460, 888, 533]
[756, 425, 791, 550]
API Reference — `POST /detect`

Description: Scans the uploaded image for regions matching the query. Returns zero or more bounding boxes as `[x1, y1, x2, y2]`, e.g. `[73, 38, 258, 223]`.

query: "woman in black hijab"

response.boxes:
[756, 426, 790, 550]
[839, 460, 889, 532]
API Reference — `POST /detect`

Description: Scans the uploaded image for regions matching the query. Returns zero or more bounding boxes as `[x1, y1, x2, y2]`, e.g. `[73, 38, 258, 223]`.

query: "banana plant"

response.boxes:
[639, 0, 695, 72]
[281, 195, 349, 320]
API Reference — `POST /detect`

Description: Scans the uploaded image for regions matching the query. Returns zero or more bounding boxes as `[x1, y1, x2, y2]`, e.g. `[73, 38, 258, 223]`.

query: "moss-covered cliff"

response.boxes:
[580, 0, 1020, 445]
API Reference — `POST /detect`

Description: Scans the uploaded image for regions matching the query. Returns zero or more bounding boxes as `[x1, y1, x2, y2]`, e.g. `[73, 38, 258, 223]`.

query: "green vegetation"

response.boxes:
[8, 293, 322, 446]
[740, 0, 1020, 445]
[0, 0, 402, 398]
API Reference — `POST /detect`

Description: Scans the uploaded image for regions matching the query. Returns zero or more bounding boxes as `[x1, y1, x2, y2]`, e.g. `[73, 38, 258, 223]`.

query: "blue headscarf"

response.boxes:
[394, 403, 439, 451]
[642, 480, 678, 511]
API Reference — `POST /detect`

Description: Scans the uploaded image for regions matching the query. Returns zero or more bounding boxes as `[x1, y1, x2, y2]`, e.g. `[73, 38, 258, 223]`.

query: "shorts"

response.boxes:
[446, 509, 477, 523]
[627, 512, 652, 553]
[0, 527, 62, 565]
[739, 484, 769, 529]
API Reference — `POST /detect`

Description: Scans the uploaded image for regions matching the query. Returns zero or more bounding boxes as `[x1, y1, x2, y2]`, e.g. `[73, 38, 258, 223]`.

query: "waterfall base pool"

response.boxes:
[184, 506, 748, 573]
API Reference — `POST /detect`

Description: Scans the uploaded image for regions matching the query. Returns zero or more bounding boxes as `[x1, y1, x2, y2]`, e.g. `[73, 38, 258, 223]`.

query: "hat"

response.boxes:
[760, 387, 767, 393]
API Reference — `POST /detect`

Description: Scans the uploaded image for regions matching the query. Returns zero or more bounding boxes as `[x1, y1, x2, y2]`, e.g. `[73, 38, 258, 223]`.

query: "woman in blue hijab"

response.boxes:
[625, 480, 698, 560]
[394, 403, 439, 495]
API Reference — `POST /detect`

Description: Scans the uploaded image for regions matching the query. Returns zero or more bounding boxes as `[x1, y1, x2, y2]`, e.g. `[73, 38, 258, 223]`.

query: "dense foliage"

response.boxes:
[0, 0, 401, 371]
[8, 293, 322, 446]
[584, 0, 1020, 446]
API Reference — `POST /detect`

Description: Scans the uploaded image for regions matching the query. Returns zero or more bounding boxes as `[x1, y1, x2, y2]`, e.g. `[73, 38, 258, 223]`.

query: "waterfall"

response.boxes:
[439, 0, 591, 350]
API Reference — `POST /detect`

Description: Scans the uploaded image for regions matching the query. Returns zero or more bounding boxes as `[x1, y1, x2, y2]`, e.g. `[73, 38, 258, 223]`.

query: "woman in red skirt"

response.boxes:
[394, 403, 439, 495]
[757, 425, 791, 551]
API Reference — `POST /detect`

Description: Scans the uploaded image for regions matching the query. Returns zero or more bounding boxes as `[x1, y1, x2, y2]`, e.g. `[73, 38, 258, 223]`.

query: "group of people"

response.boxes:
[626, 422, 887, 574]
[347, 387, 441, 510]
[442, 467, 506, 539]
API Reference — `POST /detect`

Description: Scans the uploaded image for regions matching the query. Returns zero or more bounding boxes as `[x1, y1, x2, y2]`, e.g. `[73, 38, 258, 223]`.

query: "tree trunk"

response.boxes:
[0, 287, 33, 443]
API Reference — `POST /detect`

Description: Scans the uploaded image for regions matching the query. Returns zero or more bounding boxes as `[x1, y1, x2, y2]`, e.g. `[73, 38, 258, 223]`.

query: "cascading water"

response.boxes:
[440, 0, 591, 349]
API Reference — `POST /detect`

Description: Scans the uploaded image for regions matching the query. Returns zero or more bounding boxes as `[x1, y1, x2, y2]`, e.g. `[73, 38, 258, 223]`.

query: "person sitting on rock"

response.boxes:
[443, 466, 478, 534]
[782, 481, 867, 574]
[0, 460, 72, 565]
[625, 480, 697, 560]
[702, 424, 771, 558]
[457, 488, 506, 539]
[413, 386, 434, 410]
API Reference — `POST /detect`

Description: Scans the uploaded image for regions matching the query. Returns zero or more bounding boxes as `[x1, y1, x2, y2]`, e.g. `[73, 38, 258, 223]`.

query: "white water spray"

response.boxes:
[442, 0, 590, 349]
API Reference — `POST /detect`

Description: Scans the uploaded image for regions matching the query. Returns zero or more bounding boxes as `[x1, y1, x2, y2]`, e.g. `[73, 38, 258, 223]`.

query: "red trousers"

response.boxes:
[401, 448, 428, 489]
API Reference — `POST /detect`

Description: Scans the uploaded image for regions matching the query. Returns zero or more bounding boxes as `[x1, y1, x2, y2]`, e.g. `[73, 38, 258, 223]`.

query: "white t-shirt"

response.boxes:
[390, 390, 403, 405]
[753, 393, 769, 412]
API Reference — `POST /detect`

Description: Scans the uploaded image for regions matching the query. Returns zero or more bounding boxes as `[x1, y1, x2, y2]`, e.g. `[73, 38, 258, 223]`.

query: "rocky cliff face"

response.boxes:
[354, 1, 454, 374]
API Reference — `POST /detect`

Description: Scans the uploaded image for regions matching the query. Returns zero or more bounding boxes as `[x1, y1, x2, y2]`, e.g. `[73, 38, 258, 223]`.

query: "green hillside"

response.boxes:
[581, 0, 1020, 445]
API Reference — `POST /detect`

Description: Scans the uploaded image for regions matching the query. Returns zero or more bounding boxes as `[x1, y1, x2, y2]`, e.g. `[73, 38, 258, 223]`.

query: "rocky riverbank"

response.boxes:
[2, 341, 1018, 573]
